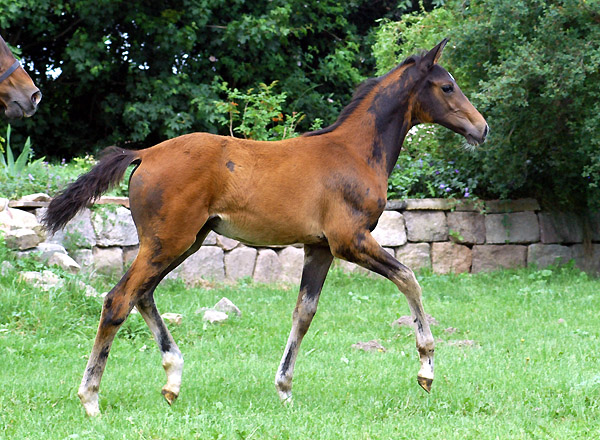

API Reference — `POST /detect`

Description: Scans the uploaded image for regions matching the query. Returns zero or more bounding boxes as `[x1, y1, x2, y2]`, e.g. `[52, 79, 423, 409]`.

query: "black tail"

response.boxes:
[43, 147, 140, 234]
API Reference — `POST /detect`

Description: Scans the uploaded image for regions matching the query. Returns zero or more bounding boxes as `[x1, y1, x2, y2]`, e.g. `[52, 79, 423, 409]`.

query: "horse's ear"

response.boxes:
[421, 38, 449, 70]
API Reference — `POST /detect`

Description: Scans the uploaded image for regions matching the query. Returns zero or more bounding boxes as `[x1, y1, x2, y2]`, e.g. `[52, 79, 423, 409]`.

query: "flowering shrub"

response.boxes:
[388, 151, 478, 199]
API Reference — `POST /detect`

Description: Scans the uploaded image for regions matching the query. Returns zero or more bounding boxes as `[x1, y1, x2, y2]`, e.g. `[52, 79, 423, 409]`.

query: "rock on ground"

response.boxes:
[214, 297, 242, 316]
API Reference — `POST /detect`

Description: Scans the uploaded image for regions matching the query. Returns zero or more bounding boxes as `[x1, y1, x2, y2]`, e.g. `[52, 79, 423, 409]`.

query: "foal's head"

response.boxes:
[0, 35, 41, 119]
[411, 39, 488, 146]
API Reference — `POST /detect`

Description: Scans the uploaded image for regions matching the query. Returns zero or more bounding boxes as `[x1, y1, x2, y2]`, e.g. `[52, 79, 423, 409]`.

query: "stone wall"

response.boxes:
[1, 195, 599, 285]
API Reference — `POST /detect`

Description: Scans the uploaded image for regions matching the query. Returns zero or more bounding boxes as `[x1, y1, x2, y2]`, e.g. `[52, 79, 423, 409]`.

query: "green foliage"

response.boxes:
[0, 125, 40, 178]
[374, 0, 600, 210]
[0, 145, 95, 199]
[213, 81, 309, 141]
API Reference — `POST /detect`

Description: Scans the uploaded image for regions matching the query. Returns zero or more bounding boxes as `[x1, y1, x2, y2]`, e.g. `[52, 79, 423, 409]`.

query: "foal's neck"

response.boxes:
[337, 65, 419, 177]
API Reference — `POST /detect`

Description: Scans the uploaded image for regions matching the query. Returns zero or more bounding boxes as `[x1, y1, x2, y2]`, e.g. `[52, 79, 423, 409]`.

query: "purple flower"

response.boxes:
[445, 187, 451, 192]
[439, 183, 446, 189]
[435, 170, 441, 175]
[28, 173, 35, 181]
[455, 169, 460, 173]
[464, 187, 470, 198]
[61, 158, 66, 165]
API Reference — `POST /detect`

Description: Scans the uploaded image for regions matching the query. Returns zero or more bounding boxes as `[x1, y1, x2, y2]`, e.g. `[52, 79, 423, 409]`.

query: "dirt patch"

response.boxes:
[447, 339, 478, 348]
[351, 340, 387, 352]
[391, 314, 438, 328]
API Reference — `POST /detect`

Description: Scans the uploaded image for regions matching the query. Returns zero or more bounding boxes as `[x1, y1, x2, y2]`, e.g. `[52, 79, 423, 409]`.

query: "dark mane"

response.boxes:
[303, 55, 419, 137]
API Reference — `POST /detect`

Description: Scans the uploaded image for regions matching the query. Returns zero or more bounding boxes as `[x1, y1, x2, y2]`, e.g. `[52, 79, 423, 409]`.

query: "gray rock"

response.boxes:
[571, 244, 600, 274]
[92, 206, 138, 246]
[19, 270, 64, 291]
[0, 206, 41, 233]
[203, 309, 228, 323]
[175, 246, 225, 284]
[485, 212, 540, 244]
[404, 211, 448, 242]
[5, 228, 43, 250]
[216, 234, 239, 251]
[204, 231, 218, 246]
[395, 243, 431, 271]
[447, 211, 485, 244]
[123, 245, 139, 266]
[253, 249, 282, 283]
[48, 252, 81, 273]
[72, 249, 94, 273]
[471, 245, 527, 273]
[404, 198, 454, 211]
[431, 242, 472, 274]
[538, 212, 584, 244]
[214, 297, 242, 316]
[92, 246, 124, 275]
[62, 208, 97, 249]
[162, 313, 183, 325]
[224, 246, 257, 281]
[371, 210, 407, 246]
[73, 280, 100, 297]
[527, 243, 572, 268]
[1, 260, 15, 276]
[278, 246, 305, 284]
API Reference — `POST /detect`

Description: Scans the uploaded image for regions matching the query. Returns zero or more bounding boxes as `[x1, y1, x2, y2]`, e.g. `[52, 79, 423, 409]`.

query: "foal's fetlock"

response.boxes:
[78, 386, 101, 417]
[275, 377, 293, 403]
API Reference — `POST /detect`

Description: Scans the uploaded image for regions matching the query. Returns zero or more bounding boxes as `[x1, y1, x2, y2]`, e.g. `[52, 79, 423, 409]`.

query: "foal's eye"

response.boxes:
[441, 84, 454, 94]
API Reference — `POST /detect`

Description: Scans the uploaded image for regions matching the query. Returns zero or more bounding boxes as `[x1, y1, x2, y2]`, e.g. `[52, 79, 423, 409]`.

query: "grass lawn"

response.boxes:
[1, 253, 599, 439]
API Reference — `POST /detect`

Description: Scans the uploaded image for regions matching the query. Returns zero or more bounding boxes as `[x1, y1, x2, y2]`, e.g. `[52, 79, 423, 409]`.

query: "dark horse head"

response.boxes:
[0, 35, 42, 119]
[409, 38, 488, 145]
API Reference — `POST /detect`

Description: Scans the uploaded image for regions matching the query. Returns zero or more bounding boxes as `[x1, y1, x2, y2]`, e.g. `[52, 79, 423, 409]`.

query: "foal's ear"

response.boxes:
[421, 38, 449, 70]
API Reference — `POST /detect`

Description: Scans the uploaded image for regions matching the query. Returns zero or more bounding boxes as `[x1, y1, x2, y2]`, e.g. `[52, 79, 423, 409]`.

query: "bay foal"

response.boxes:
[0, 34, 41, 119]
[43, 39, 488, 416]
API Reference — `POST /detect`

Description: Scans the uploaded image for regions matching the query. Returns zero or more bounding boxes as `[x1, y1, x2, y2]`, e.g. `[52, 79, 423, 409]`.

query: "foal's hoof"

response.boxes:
[161, 388, 179, 406]
[417, 376, 433, 393]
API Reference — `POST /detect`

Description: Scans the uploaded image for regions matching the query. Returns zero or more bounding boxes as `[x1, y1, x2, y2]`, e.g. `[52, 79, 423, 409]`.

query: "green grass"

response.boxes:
[1, 242, 599, 438]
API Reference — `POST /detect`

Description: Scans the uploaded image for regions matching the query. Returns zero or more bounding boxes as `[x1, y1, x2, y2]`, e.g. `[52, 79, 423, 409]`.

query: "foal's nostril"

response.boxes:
[483, 124, 489, 139]
[31, 90, 42, 107]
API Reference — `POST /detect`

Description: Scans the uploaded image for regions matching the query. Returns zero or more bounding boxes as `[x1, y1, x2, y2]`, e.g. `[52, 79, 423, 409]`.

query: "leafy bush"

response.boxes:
[213, 81, 320, 141]
[374, 0, 600, 210]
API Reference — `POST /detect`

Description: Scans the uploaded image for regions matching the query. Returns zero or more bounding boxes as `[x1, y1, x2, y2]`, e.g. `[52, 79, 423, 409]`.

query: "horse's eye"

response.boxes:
[441, 84, 454, 94]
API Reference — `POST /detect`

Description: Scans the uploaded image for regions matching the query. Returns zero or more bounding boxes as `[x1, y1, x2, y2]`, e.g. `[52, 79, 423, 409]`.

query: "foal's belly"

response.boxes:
[209, 214, 325, 247]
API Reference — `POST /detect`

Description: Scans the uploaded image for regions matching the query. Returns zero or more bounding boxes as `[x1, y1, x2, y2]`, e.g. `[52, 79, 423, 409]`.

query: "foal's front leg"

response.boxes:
[275, 244, 334, 403]
[331, 230, 435, 392]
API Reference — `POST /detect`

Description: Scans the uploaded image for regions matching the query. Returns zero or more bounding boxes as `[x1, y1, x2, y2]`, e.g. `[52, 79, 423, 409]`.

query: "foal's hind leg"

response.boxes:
[330, 231, 435, 392]
[135, 227, 211, 406]
[78, 224, 207, 416]
[78, 255, 165, 416]
[136, 295, 183, 405]
[275, 244, 333, 403]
